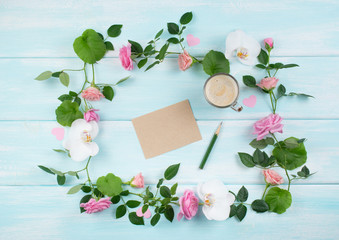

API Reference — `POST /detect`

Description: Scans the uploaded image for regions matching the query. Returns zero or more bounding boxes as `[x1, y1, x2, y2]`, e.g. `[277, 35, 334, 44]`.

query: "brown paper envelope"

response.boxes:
[132, 99, 202, 159]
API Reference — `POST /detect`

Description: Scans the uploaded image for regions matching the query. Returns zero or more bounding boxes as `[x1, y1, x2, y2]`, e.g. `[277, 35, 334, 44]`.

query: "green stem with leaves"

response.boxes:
[262, 183, 270, 199]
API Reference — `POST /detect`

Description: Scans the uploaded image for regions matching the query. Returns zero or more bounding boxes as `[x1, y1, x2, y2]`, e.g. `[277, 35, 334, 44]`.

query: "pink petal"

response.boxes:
[136, 207, 143, 217]
[143, 209, 152, 219]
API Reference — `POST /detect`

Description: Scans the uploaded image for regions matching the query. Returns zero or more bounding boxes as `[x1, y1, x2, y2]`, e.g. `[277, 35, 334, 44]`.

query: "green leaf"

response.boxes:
[156, 43, 169, 60]
[55, 100, 83, 127]
[164, 163, 180, 180]
[249, 139, 268, 149]
[93, 188, 104, 198]
[160, 186, 171, 198]
[69, 91, 77, 97]
[74, 97, 81, 106]
[103, 86, 114, 101]
[281, 64, 299, 68]
[145, 61, 160, 71]
[237, 186, 249, 202]
[180, 12, 193, 25]
[107, 24, 123, 37]
[129, 212, 144, 225]
[73, 29, 106, 64]
[229, 204, 237, 218]
[67, 171, 77, 176]
[265, 187, 292, 214]
[96, 173, 123, 197]
[104, 41, 114, 51]
[57, 175, 66, 185]
[167, 37, 180, 44]
[81, 186, 91, 193]
[38, 165, 55, 175]
[274, 62, 284, 69]
[170, 183, 178, 195]
[128, 40, 143, 54]
[265, 137, 275, 145]
[52, 71, 62, 77]
[287, 92, 314, 98]
[284, 138, 299, 149]
[258, 49, 269, 65]
[253, 148, 264, 165]
[58, 94, 73, 102]
[67, 184, 83, 194]
[255, 64, 266, 69]
[301, 165, 310, 176]
[277, 84, 286, 99]
[50, 168, 64, 176]
[115, 76, 130, 85]
[238, 152, 255, 168]
[151, 213, 161, 226]
[236, 204, 247, 222]
[157, 178, 164, 188]
[164, 205, 174, 222]
[126, 200, 141, 208]
[167, 22, 179, 34]
[116, 205, 127, 219]
[59, 72, 70, 87]
[111, 195, 121, 204]
[251, 199, 269, 213]
[155, 29, 164, 39]
[97, 32, 104, 40]
[80, 194, 92, 213]
[35, 71, 52, 80]
[142, 205, 148, 214]
[202, 50, 230, 76]
[138, 58, 148, 69]
[120, 190, 129, 196]
[272, 137, 307, 170]
[242, 75, 257, 88]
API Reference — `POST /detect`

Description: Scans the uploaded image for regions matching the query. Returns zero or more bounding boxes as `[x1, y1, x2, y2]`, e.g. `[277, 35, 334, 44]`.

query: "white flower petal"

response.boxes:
[88, 121, 99, 139]
[225, 192, 236, 205]
[225, 30, 245, 59]
[203, 201, 231, 221]
[69, 141, 92, 162]
[242, 34, 261, 58]
[238, 55, 257, 66]
[88, 142, 99, 156]
[202, 205, 213, 220]
[200, 179, 228, 199]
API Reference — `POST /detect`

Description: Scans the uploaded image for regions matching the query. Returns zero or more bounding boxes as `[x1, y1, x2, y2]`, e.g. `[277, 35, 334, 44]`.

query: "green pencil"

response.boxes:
[199, 122, 223, 169]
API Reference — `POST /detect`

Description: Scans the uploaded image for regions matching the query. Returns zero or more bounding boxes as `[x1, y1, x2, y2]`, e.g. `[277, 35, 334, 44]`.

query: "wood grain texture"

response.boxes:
[0, 0, 338, 239]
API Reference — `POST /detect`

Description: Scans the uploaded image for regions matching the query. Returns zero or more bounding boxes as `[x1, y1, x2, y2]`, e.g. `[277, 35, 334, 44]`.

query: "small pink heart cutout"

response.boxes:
[243, 95, 257, 108]
[186, 34, 200, 46]
[51, 127, 65, 141]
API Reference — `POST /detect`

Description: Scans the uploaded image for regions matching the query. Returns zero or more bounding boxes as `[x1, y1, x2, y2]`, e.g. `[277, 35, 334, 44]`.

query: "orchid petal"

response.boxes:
[225, 30, 245, 59]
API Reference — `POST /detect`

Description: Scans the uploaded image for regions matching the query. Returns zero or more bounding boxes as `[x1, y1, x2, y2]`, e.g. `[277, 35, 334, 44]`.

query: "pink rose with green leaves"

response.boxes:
[130, 173, 144, 188]
[257, 77, 279, 91]
[177, 190, 199, 221]
[178, 50, 193, 71]
[119, 43, 133, 71]
[263, 169, 284, 185]
[253, 113, 283, 140]
[80, 197, 111, 214]
[81, 87, 104, 101]
[264, 38, 274, 50]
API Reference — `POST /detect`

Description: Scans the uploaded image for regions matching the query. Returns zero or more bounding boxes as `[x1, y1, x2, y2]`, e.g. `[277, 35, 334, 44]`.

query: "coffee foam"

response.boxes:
[204, 74, 238, 107]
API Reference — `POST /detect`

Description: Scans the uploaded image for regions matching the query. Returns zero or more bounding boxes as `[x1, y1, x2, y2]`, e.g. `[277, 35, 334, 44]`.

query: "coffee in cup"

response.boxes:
[204, 73, 243, 111]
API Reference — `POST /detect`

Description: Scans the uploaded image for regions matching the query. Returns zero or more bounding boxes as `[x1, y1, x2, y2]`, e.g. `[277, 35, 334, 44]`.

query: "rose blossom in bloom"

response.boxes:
[130, 173, 144, 188]
[264, 38, 274, 49]
[263, 169, 284, 185]
[177, 190, 199, 221]
[119, 43, 133, 71]
[178, 50, 193, 71]
[80, 197, 111, 214]
[257, 77, 279, 91]
[253, 114, 283, 140]
[81, 87, 104, 101]
[84, 109, 100, 122]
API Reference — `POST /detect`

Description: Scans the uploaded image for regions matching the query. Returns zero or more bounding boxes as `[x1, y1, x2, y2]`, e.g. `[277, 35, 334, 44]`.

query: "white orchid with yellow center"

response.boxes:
[197, 179, 235, 221]
[225, 30, 261, 66]
[63, 119, 99, 162]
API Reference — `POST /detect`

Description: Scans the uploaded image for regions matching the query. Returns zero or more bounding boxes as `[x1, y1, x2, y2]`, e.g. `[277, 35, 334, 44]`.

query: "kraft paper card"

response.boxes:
[132, 99, 202, 159]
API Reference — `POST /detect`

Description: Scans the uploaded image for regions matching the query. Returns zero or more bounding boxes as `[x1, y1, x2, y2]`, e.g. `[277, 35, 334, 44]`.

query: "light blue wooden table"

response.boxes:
[1, 1, 339, 239]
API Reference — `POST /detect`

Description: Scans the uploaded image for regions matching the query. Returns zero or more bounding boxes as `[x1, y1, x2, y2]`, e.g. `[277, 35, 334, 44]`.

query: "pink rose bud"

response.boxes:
[178, 50, 193, 71]
[84, 109, 100, 122]
[81, 87, 104, 101]
[257, 77, 279, 91]
[119, 43, 133, 71]
[263, 169, 284, 185]
[177, 190, 199, 221]
[253, 113, 283, 140]
[80, 197, 111, 214]
[264, 38, 274, 50]
[130, 173, 144, 188]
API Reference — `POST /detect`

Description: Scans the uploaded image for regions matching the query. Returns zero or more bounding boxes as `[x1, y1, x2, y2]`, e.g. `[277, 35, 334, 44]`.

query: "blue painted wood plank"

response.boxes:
[0, 57, 336, 120]
[0, 185, 338, 240]
[0, 0, 338, 57]
[0, 120, 336, 185]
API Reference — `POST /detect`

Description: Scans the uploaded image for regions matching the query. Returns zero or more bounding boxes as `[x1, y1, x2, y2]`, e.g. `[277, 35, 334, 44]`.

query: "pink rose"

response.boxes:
[84, 109, 100, 122]
[131, 173, 144, 188]
[264, 38, 274, 49]
[81, 87, 104, 101]
[177, 190, 199, 221]
[263, 169, 284, 185]
[178, 50, 193, 71]
[253, 113, 283, 140]
[80, 197, 111, 214]
[119, 43, 133, 71]
[257, 77, 279, 91]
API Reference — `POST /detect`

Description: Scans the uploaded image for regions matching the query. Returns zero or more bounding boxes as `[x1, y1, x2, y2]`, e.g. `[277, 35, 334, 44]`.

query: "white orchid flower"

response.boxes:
[63, 119, 99, 162]
[225, 30, 261, 65]
[197, 179, 235, 221]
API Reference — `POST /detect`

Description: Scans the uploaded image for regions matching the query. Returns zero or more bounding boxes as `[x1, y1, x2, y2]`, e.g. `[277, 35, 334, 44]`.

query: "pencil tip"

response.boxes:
[216, 121, 223, 135]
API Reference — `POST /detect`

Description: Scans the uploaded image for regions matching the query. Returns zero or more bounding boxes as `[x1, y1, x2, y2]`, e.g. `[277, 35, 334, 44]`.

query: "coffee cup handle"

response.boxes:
[231, 101, 243, 112]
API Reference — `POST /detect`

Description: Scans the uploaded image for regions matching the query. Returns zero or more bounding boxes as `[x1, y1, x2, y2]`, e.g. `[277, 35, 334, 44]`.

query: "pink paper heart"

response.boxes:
[51, 127, 64, 141]
[186, 34, 200, 46]
[136, 207, 152, 219]
[243, 95, 257, 108]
